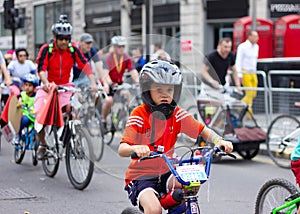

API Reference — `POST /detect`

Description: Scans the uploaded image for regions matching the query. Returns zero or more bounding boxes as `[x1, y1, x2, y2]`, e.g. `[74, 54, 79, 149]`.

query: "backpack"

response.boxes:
[48, 42, 76, 65]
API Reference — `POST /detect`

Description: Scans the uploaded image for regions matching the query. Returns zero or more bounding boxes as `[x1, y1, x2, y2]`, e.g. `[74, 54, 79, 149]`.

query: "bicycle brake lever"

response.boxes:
[227, 153, 237, 159]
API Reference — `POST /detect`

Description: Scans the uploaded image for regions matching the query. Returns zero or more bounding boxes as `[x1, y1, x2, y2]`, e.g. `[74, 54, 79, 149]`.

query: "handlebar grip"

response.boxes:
[130, 152, 139, 159]
[219, 145, 225, 151]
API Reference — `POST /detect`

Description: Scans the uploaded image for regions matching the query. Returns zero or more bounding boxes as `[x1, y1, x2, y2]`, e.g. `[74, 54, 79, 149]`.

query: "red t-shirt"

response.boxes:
[105, 52, 132, 83]
[121, 104, 205, 185]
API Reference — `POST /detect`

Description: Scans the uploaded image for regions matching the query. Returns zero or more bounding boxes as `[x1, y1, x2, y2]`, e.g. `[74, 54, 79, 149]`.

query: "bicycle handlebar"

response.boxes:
[130, 145, 236, 186]
[57, 86, 81, 93]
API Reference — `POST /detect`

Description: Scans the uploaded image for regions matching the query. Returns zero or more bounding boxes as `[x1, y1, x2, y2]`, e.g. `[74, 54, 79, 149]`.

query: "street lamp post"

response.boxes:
[251, 0, 257, 30]
[145, 0, 153, 62]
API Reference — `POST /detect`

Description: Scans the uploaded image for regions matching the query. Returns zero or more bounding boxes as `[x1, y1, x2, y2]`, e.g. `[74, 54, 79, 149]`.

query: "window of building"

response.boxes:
[34, 0, 72, 56]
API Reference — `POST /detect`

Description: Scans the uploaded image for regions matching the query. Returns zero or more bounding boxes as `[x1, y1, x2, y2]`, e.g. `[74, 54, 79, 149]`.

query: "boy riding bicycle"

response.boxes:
[118, 59, 233, 214]
[13, 73, 39, 145]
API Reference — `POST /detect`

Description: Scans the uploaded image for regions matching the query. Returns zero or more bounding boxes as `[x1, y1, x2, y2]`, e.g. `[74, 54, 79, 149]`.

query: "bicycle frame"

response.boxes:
[282, 127, 300, 147]
[136, 143, 235, 214]
[41, 85, 94, 190]
[271, 196, 300, 214]
[22, 126, 36, 150]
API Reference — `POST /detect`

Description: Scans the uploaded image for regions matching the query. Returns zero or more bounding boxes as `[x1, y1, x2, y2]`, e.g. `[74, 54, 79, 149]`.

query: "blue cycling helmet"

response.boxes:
[23, 73, 39, 87]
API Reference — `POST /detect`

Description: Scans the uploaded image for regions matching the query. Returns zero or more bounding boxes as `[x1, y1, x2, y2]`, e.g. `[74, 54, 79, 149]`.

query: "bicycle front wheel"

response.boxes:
[14, 136, 26, 164]
[42, 128, 60, 177]
[267, 115, 300, 169]
[255, 178, 299, 214]
[103, 112, 115, 145]
[86, 109, 104, 161]
[65, 126, 94, 190]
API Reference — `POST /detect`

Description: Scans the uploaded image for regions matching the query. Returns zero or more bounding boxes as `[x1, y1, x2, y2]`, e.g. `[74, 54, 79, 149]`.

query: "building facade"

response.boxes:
[0, 0, 299, 70]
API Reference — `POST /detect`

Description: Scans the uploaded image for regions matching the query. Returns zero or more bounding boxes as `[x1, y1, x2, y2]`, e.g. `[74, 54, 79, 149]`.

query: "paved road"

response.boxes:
[0, 134, 296, 214]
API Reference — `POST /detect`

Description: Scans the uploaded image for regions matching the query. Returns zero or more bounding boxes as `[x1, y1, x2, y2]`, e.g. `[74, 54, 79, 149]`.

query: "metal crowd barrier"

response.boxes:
[267, 70, 300, 121]
[181, 69, 300, 130]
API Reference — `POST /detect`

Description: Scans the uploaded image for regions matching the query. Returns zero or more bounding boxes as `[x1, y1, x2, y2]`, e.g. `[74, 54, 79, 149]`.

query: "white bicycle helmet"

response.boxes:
[52, 14, 73, 36]
[111, 36, 127, 46]
[140, 59, 182, 119]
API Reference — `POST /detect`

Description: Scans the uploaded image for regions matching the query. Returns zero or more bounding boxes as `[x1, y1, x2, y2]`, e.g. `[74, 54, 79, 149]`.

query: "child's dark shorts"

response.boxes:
[124, 172, 172, 208]
[291, 159, 300, 186]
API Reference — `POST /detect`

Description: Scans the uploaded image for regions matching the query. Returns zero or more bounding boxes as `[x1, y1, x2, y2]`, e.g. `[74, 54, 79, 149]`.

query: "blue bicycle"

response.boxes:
[122, 136, 236, 214]
[14, 122, 39, 166]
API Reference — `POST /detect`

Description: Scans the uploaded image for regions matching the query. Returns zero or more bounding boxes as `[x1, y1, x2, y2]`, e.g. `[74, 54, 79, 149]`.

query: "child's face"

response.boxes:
[150, 83, 174, 105]
[24, 82, 34, 94]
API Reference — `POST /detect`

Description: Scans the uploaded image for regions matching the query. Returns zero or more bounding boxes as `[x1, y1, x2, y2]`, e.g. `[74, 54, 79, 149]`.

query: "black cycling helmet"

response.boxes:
[51, 14, 73, 36]
[140, 59, 182, 119]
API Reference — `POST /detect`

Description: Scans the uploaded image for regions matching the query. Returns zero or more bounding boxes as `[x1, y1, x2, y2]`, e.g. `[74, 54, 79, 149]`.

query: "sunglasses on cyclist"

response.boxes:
[57, 35, 71, 41]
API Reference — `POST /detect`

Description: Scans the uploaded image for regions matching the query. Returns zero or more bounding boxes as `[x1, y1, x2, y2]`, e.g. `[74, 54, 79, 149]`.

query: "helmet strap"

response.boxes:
[150, 101, 176, 120]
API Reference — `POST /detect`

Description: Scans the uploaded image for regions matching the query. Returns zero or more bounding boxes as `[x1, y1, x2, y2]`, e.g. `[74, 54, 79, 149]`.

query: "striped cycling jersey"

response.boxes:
[121, 104, 205, 185]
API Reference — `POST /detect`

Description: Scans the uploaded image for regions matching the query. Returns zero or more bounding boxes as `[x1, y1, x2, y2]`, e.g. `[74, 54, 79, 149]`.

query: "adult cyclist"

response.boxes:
[101, 36, 139, 132]
[35, 15, 97, 160]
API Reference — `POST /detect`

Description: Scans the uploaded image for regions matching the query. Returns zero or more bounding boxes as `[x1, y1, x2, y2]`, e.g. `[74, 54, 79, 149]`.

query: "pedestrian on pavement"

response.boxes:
[235, 30, 259, 116]
[201, 37, 242, 92]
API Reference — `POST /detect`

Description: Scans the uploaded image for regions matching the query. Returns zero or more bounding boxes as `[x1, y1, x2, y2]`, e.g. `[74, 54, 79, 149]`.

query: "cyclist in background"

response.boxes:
[101, 35, 139, 132]
[7, 48, 37, 96]
[35, 15, 97, 160]
[291, 102, 300, 214]
[13, 73, 39, 145]
[73, 33, 111, 88]
[0, 51, 12, 106]
[118, 59, 233, 214]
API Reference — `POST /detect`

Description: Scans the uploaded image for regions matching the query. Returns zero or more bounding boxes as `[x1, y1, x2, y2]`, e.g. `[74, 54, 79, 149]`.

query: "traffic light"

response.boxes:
[3, 0, 24, 29]
[4, 0, 14, 29]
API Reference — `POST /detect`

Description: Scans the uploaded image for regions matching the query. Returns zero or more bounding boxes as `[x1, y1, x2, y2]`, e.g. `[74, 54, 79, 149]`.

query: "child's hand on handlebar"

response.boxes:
[216, 139, 233, 153]
[132, 145, 151, 158]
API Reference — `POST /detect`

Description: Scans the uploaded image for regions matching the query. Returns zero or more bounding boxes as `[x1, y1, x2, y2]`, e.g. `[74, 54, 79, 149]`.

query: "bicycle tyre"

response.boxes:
[32, 133, 39, 166]
[121, 207, 143, 214]
[255, 178, 299, 214]
[267, 115, 300, 169]
[236, 145, 260, 160]
[14, 136, 26, 164]
[42, 128, 60, 177]
[86, 109, 104, 161]
[117, 107, 129, 133]
[103, 112, 115, 145]
[65, 126, 94, 190]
